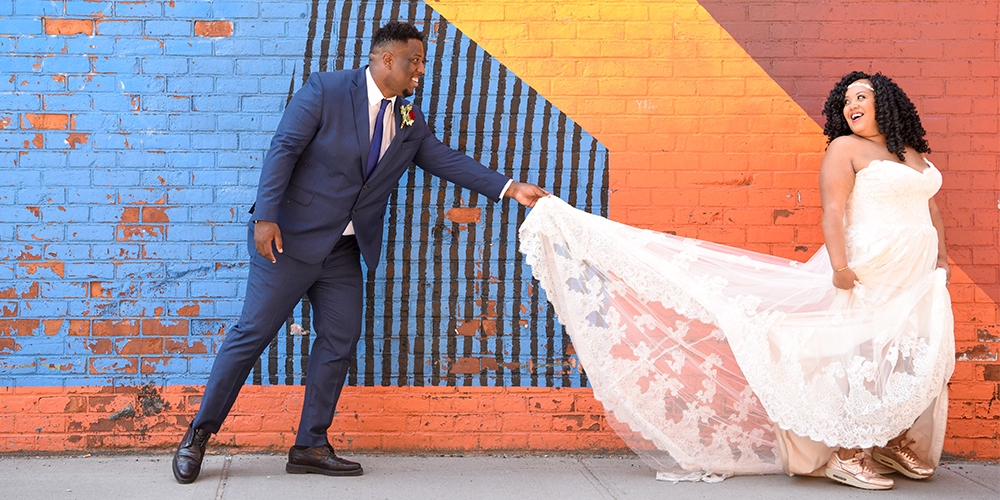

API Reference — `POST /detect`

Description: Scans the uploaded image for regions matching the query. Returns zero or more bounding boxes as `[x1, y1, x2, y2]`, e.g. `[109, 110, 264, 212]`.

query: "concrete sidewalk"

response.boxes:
[0, 453, 996, 500]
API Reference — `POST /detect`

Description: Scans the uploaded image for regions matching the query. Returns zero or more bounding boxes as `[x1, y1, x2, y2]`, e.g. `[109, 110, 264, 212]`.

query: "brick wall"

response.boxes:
[2, 0, 998, 459]
[429, 0, 999, 459]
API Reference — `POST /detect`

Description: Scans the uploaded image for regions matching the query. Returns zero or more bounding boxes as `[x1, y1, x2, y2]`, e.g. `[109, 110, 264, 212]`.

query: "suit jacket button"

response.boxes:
[362, 185, 368, 190]
[351, 210, 357, 214]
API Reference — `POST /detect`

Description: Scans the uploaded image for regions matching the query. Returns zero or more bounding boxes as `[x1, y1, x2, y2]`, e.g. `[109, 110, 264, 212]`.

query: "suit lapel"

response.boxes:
[373, 98, 408, 178]
[351, 69, 370, 178]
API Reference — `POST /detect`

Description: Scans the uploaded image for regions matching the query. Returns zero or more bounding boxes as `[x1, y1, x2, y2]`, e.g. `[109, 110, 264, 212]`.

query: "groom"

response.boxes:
[172, 21, 548, 483]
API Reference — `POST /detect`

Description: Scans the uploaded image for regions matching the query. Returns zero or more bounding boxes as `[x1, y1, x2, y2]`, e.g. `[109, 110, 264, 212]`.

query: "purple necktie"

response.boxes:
[365, 98, 390, 178]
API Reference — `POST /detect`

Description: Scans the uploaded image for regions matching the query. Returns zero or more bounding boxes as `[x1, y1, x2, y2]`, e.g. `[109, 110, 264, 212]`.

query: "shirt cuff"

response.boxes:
[498, 179, 514, 201]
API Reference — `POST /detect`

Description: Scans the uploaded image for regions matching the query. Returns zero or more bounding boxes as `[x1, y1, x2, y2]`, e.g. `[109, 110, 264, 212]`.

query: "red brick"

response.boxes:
[194, 20, 233, 38]
[43, 18, 93, 36]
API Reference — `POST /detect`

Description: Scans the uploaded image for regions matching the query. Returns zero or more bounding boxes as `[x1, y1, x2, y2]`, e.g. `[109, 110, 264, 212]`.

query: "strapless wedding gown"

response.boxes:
[518, 160, 954, 482]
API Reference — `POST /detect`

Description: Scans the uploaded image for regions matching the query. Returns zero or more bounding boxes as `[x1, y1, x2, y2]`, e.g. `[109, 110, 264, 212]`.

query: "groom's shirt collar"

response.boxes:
[365, 67, 397, 113]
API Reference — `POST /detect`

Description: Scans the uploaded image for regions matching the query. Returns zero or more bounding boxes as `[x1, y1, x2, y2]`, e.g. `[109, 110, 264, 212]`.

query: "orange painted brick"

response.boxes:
[193, 20, 233, 38]
[21, 113, 69, 130]
[91, 320, 138, 336]
[141, 319, 188, 336]
[0, 319, 40, 336]
[44, 18, 93, 36]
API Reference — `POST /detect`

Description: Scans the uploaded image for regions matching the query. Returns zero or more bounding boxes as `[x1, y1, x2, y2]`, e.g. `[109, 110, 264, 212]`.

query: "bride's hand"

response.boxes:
[937, 256, 951, 284]
[832, 267, 858, 290]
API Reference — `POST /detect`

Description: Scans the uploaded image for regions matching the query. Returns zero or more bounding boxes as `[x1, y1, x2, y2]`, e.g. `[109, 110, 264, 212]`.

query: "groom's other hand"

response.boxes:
[504, 181, 550, 208]
[253, 220, 283, 263]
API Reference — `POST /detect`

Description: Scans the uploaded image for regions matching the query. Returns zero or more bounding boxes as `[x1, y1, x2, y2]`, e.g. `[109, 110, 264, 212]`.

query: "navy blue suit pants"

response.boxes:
[191, 232, 363, 448]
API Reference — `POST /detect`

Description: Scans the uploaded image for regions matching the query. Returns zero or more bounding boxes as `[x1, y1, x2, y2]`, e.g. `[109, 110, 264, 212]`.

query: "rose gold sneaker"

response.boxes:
[873, 439, 935, 479]
[824, 450, 894, 490]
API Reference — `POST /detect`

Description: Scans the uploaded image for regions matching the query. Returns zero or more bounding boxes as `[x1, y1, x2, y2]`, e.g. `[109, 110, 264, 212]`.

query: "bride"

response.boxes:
[518, 72, 953, 489]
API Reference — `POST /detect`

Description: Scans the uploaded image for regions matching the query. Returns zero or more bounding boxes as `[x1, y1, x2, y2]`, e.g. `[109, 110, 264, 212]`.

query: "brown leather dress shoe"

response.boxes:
[172, 426, 211, 484]
[286, 444, 363, 476]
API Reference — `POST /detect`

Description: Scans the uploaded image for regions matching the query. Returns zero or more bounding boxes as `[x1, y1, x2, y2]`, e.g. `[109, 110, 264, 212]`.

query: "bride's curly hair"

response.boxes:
[822, 71, 930, 162]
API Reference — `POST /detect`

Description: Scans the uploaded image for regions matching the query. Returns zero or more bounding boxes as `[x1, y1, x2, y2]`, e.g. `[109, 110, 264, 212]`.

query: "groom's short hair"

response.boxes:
[371, 21, 425, 52]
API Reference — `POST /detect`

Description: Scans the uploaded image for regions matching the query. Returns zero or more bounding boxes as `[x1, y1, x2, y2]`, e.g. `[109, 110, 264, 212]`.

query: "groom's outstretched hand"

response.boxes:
[504, 181, 549, 208]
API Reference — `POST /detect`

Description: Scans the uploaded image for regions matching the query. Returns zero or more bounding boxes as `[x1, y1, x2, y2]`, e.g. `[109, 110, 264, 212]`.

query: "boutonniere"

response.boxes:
[400, 103, 415, 128]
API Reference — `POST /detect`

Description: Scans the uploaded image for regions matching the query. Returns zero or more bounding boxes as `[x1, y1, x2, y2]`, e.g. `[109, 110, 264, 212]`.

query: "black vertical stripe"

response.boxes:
[318, 0, 337, 72]
[301, 0, 322, 84]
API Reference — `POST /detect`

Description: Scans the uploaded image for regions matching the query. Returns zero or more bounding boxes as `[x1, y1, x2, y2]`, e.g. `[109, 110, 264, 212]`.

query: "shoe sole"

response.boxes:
[872, 452, 933, 480]
[824, 469, 893, 490]
[286, 463, 363, 477]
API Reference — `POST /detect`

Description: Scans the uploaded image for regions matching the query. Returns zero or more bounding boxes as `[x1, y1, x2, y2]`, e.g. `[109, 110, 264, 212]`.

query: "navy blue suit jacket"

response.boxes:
[251, 67, 511, 267]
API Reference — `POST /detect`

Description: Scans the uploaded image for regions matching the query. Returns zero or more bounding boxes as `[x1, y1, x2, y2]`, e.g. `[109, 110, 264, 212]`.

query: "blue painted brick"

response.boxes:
[118, 150, 168, 168]
[217, 151, 259, 168]
[164, 39, 213, 56]
[261, 38, 309, 57]
[17, 75, 68, 92]
[41, 205, 89, 222]
[185, 356, 216, 377]
[0, 152, 17, 169]
[41, 244, 91, 260]
[215, 77, 260, 95]
[213, 224, 249, 242]
[166, 76, 214, 94]
[92, 94, 137, 113]
[67, 299, 119, 316]
[66, 36, 116, 55]
[141, 95, 190, 112]
[15, 337, 68, 356]
[0, 0, 12, 15]
[70, 114, 117, 132]
[211, 2, 259, 18]
[95, 19, 142, 36]
[0, 225, 15, 242]
[259, 75, 294, 93]
[0, 132, 40, 150]
[39, 281, 89, 298]
[0, 75, 14, 91]
[66, 224, 114, 241]
[89, 357, 137, 375]
[191, 280, 238, 298]
[158, 205, 189, 221]
[235, 58, 283, 75]
[142, 170, 190, 187]
[192, 132, 235, 149]
[91, 55, 140, 74]
[191, 171, 238, 187]
[16, 187, 66, 204]
[116, 75, 167, 93]
[37, 357, 88, 375]
[217, 114, 263, 131]
[67, 150, 117, 168]
[142, 356, 188, 374]
[164, 1, 212, 18]
[116, 262, 166, 279]
[16, 152, 68, 168]
[68, 188, 118, 204]
[239, 171, 261, 188]
[214, 186, 255, 204]
[18, 0, 65, 15]
[63, 262, 115, 280]
[15, 223, 63, 241]
[118, 113, 168, 130]
[236, 20, 287, 38]
[43, 94, 94, 111]
[190, 243, 239, 260]
[117, 187, 168, 204]
[15, 36, 70, 54]
[144, 20, 191, 37]
[45, 56, 94, 73]
[67, 1, 114, 17]
[139, 281, 187, 298]
[140, 56, 189, 75]
[114, 0, 162, 18]
[261, 115, 281, 129]
[68, 74, 117, 92]
[210, 300, 242, 316]
[3, 206, 40, 222]
[260, 2, 310, 19]
[167, 113, 216, 131]
[237, 132, 273, 149]
[47, 132, 95, 150]
[166, 262, 213, 280]
[3, 55, 45, 72]
[90, 132, 131, 148]
[191, 95, 239, 111]
[92, 244, 140, 260]
[39, 169, 91, 187]
[0, 93, 42, 110]
[214, 38, 261, 56]
[164, 223, 212, 241]
[18, 300, 69, 318]
[163, 151, 214, 168]
[139, 243, 188, 260]
[136, 133, 190, 149]
[240, 95, 283, 112]
[92, 168, 140, 186]
[0, 358, 39, 375]
[189, 58, 233, 75]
